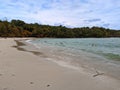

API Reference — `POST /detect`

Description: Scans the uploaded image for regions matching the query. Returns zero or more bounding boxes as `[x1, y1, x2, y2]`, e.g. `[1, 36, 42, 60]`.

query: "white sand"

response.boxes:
[0, 38, 120, 90]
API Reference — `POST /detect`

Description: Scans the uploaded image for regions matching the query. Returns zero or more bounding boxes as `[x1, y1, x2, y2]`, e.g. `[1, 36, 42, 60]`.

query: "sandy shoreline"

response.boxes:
[0, 38, 120, 90]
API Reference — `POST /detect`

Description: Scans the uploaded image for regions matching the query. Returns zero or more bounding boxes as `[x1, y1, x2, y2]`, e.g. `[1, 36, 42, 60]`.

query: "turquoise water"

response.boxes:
[31, 38, 120, 61]
[29, 38, 120, 79]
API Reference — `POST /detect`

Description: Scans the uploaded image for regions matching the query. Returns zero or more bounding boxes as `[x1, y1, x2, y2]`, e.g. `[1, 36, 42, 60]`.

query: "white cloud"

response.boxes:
[0, 0, 120, 29]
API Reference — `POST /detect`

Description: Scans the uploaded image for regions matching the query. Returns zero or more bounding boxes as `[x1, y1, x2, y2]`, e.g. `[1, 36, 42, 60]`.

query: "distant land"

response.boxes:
[0, 19, 120, 38]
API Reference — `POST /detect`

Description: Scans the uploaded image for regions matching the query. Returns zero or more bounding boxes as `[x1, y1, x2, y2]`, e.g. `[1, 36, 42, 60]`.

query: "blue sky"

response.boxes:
[0, 0, 120, 29]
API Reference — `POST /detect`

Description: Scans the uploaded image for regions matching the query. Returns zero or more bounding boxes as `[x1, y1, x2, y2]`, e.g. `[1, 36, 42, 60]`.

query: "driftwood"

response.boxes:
[93, 70, 104, 77]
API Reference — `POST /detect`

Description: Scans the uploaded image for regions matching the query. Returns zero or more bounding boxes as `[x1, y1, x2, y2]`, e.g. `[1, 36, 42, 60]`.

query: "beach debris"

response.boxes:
[93, 71, 104, 77]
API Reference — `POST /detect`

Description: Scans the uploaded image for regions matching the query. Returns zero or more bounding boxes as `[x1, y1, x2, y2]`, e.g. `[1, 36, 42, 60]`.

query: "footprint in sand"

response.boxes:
[3, 88, 8, 90]
[47, 84, 50, 87]
[0, 74, 3, 76]
[30, 82, 34, 84]
[11, 74, 15, 76]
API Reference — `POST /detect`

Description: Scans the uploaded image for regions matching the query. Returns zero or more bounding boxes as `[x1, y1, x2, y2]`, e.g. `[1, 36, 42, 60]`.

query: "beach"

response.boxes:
[0, 38, 120, 90]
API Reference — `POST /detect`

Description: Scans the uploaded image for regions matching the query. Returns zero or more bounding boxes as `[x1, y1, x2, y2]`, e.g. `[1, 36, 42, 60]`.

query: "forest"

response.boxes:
[0, 19, 120, 38]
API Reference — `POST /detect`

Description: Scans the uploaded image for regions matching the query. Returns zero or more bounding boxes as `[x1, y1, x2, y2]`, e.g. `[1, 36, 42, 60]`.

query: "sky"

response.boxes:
[0, 0, 120, 30]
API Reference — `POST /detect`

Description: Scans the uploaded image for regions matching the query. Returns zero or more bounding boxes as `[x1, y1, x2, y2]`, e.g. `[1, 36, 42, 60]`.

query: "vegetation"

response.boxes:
[0, 19, 120, 38]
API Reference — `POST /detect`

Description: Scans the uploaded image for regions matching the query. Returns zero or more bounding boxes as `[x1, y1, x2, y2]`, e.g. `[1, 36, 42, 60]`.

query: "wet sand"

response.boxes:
[0, 38, 120, 90]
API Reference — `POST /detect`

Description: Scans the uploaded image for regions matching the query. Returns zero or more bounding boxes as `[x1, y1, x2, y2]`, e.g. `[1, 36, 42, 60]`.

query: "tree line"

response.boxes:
[0, 19, 120, 38]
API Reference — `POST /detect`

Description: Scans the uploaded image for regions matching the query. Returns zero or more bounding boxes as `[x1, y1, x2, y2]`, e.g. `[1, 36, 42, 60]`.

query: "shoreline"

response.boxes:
[24, 38, 120, 80]
[0, 38, 120, 90]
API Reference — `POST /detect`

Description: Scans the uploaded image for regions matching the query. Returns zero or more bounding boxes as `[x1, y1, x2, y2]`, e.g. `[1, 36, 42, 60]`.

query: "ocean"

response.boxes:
[28, 38, 120, 79]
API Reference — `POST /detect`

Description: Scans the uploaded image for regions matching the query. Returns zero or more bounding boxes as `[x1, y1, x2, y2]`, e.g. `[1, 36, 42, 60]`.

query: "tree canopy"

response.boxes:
[0, 19, 120, 38]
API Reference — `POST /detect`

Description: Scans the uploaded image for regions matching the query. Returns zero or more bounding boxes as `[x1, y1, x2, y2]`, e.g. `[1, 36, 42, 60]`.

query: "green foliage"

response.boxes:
[11, 20, 25, 27]
[0, 19, 120, 38]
